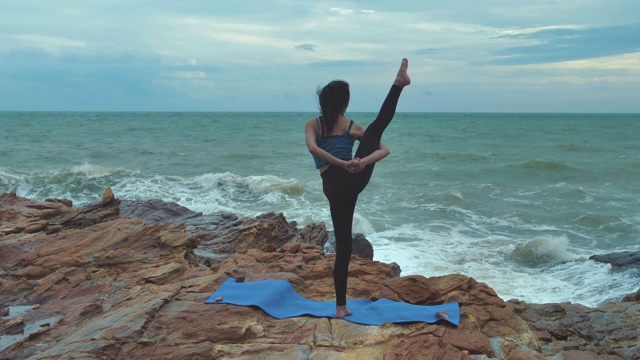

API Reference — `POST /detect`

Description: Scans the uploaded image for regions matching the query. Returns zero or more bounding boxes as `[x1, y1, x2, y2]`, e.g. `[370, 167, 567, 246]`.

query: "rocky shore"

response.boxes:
[1, 190, 638, 359]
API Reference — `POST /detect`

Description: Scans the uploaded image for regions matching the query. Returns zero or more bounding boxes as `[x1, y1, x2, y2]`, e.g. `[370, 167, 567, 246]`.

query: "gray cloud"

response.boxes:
[492, 23, 640, 65]
[295, 44, 316, 51]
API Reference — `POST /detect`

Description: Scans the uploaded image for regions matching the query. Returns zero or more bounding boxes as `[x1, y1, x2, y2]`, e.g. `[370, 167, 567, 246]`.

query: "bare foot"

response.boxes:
[335, 305, 352, 319]
[393, 58, 411, 87]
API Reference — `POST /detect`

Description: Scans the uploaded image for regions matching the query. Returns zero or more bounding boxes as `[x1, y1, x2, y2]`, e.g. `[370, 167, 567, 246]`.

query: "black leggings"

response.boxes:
[321, 85, 403, 306]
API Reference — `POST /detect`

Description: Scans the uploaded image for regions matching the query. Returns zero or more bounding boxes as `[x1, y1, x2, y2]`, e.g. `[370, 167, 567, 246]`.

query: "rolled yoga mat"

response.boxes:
[205, 278, 460, 326]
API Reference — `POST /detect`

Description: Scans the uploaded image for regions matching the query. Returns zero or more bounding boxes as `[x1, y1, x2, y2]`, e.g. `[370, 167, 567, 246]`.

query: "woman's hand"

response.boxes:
[345, 158, 365, 174]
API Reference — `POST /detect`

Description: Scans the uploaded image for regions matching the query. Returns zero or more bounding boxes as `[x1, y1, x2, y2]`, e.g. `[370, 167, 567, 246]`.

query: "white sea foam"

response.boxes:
[0, 167, 22, 178]
[105, 171, 316, 221]
[511, 236, 572, 267]
[367, 222, 635, 307]
[70, 163, 121, 177]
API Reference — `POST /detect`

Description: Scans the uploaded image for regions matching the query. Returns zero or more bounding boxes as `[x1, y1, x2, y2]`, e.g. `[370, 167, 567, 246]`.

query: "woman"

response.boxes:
[305, 58, 411, 318]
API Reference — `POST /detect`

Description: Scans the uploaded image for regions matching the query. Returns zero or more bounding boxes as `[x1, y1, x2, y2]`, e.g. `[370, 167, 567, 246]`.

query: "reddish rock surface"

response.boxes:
[1, 191, 638, 359]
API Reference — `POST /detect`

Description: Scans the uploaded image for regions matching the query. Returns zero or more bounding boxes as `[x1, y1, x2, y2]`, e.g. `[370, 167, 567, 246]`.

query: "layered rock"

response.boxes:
[507, 299, 640, 359]
[120, 198, 371, 264]
[1, 191, 638, 359]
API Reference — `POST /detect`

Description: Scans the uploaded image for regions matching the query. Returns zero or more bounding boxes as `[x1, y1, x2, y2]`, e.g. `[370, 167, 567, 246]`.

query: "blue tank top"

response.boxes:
[312, 118, 355, 169]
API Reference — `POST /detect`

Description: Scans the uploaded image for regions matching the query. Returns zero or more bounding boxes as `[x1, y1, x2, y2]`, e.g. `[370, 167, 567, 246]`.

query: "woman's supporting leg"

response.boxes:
[330, 193, 357, 307]
[322, 167, 358, 317]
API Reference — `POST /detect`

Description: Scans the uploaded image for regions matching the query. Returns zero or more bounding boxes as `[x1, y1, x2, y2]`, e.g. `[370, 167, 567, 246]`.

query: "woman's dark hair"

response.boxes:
[317, 80, 350, 136]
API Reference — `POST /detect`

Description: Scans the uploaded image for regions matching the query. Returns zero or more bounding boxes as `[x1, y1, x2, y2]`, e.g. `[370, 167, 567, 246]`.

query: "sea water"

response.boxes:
[1, 111, 639, 307]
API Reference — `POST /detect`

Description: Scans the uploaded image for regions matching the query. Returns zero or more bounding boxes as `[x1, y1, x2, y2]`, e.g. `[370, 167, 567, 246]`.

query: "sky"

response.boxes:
[1, 1, 639, 112]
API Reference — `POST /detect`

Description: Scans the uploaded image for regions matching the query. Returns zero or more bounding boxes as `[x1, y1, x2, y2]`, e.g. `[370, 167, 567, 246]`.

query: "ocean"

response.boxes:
[1, 111, 639, 307]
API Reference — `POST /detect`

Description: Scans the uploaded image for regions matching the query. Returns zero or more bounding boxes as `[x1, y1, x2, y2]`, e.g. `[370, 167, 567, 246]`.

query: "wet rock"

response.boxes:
[389, 262, 402, 277]
[590, 251, 640, 269]
[622, 288, 640, 302]
[353, 233, 374, 260]
[326, 232, 375, 260]
[120, 198, 202, 224]
[46, 197, 121, 233]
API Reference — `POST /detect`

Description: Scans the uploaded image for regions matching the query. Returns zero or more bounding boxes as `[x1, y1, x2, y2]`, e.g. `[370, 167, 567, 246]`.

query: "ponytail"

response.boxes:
[317, 80, 350, 136]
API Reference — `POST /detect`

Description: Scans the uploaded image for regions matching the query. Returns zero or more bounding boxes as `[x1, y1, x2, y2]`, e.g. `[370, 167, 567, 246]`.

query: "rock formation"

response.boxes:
[590, 251, 640, 270]
[1, 191, 638, 359]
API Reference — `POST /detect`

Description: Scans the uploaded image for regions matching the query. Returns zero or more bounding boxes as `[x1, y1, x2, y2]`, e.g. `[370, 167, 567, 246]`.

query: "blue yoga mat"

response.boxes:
[205, 278, 460, 326]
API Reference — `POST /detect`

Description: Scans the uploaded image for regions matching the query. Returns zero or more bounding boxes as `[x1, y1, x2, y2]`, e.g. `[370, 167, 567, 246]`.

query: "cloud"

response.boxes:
[0, 43, 220, 110]
[415, 48, 440, 55]
[492, 23, 640, 65]
[0, 1, 639, 112]
[305, 60, 390, 70]
[295, 44, 316, 51]
[329, 7, 354, 16]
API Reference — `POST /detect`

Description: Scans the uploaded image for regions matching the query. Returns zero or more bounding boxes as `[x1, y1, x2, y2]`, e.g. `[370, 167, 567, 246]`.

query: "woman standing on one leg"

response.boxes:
[305, 58, 411, 318]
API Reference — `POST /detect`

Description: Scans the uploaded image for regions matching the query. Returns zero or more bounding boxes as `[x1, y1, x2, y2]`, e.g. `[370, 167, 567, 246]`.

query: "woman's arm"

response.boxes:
[355, 142, 390, 166]
[305, 120, 350, 170]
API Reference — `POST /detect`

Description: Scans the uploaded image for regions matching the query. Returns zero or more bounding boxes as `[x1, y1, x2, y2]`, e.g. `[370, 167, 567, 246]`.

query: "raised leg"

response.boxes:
[353, 59, 410, 191]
